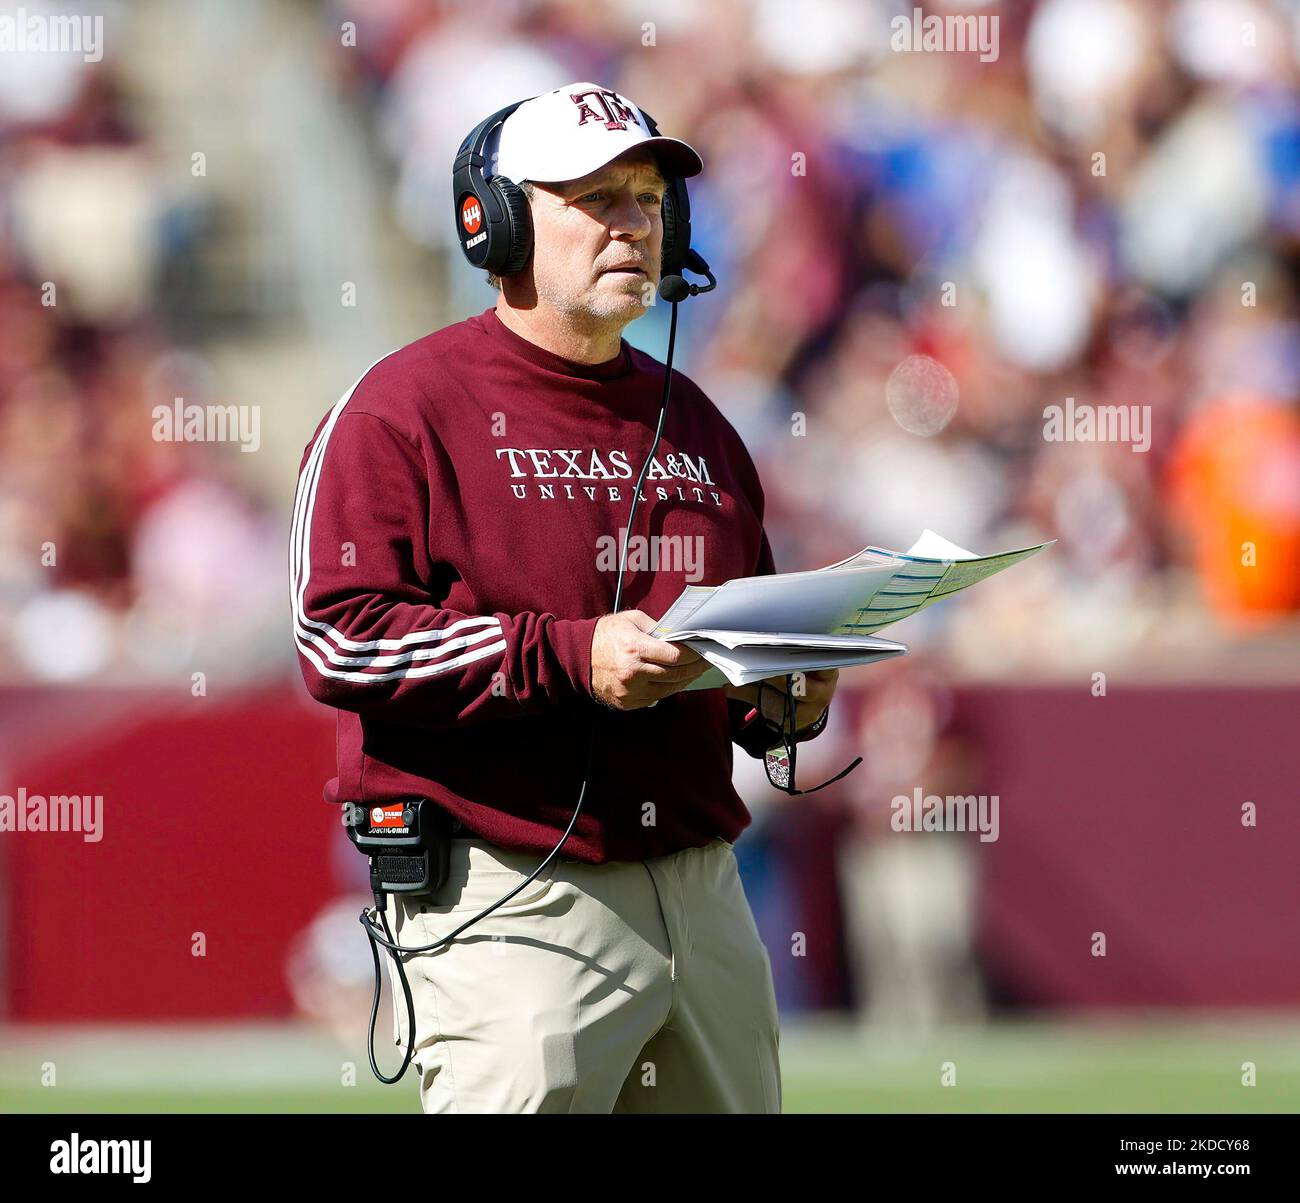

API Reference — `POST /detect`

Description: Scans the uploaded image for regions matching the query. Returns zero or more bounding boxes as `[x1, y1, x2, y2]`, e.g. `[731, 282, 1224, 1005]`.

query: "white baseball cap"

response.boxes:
[492, 82, 703, 186]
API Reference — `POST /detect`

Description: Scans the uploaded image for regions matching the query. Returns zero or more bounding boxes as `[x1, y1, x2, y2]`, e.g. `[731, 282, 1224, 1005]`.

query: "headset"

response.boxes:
[450, 95, 714, 290]
[353, 93, 717, 1085]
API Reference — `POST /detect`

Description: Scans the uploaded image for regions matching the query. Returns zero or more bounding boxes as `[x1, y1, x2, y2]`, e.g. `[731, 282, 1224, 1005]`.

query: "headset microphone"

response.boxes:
[658, 250, 716, 302]
[353, 96, 715, 1086]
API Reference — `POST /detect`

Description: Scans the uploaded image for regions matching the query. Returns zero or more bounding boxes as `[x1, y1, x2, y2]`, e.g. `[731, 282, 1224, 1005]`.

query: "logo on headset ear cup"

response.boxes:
[460, 195, 483, 234]
[456, 189, 494, 264]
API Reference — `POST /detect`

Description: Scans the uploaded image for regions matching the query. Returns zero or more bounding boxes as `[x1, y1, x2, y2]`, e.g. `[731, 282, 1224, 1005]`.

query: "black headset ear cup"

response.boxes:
[660, 178, 693, 280]
[660, 187, 682, 278]
[489, 177, 533, 276]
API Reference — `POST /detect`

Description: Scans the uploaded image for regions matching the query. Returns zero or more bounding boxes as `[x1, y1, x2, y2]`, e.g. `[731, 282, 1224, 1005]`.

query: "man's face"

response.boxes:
[525, 148, 665, 328]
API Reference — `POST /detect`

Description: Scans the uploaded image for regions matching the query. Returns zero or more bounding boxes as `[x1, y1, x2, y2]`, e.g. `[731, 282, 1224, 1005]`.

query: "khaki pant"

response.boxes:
[384, 835, 782, 1113]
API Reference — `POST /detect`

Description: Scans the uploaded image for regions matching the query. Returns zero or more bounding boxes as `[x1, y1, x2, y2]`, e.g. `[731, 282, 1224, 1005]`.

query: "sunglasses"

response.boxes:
[757, 675, 863, 796]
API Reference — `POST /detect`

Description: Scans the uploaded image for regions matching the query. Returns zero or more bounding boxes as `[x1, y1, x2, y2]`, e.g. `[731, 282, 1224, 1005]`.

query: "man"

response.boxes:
[290, 82, 838, 1113]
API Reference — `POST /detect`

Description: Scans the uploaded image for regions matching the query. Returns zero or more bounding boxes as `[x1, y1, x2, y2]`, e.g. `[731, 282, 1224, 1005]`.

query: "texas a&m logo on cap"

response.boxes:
[460, 194, 483, 234]
[569, 88, 639, 131]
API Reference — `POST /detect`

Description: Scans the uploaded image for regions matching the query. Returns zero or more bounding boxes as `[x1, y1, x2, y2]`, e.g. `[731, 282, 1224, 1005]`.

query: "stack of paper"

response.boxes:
[650, 529, 1054, 690]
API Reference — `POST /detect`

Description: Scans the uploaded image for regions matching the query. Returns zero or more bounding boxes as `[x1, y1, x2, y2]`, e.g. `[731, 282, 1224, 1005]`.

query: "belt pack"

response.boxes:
[344, 799, 457, 896]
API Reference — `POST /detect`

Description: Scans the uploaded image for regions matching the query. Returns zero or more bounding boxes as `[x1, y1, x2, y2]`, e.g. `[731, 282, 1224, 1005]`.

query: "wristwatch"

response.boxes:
[799, 704, 830, 738]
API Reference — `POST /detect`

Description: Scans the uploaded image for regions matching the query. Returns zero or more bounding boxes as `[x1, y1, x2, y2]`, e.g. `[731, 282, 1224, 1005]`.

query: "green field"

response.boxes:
[3, 1016, 1298, 1113]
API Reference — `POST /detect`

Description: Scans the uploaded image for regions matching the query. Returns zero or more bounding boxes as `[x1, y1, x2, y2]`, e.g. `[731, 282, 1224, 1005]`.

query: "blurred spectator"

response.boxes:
[0, 2, 280, 683]
[834, 657, 988, 1034]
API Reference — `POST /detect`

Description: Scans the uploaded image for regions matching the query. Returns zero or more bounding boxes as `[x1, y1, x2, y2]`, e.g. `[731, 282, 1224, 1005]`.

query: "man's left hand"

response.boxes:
[724, 668, 839, 735]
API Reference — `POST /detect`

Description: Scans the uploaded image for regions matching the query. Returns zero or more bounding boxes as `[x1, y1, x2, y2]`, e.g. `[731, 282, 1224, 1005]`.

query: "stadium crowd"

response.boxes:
[3, 0, 1296, 686]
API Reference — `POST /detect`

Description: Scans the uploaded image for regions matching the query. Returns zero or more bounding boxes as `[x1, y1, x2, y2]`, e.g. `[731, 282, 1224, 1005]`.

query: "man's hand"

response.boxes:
[725, 668, 839, 734]
[590, 611, 713, 711]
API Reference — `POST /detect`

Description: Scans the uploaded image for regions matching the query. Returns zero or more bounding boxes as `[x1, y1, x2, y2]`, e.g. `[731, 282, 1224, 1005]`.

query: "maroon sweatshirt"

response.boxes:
[291, 306, 828, 863]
